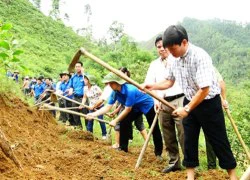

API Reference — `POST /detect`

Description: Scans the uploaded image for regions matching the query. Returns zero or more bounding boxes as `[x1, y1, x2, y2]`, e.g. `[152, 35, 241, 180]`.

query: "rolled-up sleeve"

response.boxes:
[196, 53, 213, 88]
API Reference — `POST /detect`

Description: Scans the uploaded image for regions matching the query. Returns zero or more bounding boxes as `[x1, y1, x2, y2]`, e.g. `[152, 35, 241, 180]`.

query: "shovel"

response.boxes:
[52, 92, 113, 118]
[41, 104, 110, 124]
[105, 127, 112, 145]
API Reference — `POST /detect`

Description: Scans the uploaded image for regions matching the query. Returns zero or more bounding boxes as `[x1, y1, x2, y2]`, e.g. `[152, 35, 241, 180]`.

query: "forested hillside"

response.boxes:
[141, 18, 250, 83]
[0, 0, 93, 78]
[0, 0, 154, 83]
[0, 0, 249, 174]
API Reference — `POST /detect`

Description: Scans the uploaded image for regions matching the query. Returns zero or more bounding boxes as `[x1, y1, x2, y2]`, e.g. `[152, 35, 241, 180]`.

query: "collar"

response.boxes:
[115, 84, 126, 94]
[180, 43, 190, 59]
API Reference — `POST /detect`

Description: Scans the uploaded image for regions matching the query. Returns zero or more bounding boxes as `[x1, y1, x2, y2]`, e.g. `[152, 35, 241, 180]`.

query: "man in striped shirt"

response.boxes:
[145, 25, 237, 180]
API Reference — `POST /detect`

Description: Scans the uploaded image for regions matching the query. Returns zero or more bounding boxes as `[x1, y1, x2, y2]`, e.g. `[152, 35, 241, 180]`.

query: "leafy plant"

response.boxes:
[0, 21, 25, 73]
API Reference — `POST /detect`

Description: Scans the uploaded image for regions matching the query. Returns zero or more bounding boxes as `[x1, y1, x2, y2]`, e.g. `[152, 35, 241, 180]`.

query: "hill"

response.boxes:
[0, 0, 94, 78]
[140, 18, 250, 83]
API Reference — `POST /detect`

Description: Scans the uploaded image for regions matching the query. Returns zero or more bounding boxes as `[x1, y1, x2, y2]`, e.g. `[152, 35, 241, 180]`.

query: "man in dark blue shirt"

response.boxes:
[33, 77, 45, 102]
[67, 62, 87, 128]
[59, 71, 74, 125]
[86, 72, 163, 156]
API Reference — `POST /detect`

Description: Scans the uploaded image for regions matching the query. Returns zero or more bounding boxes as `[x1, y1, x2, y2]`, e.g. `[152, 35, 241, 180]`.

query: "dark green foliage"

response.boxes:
[0, 21, 24, 73]
[0, 0, 93, 78]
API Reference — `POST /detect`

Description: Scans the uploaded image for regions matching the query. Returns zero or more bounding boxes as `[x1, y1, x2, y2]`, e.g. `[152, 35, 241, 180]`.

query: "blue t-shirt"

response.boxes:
[108, 83, 154, 114]
[33, 83, 45, 97]
[67, 74, 85, 96]
[60, 81, 73, 99]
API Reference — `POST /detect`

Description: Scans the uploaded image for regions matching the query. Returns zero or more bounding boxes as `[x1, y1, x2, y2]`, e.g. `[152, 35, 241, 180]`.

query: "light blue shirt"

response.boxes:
[33, 83, 45, 97]
[67, 74, 85, 96]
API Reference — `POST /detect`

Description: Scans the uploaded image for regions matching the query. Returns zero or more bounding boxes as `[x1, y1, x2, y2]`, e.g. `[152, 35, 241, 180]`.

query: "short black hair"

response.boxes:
[37, 77, 43, 81]
[155, 34, 162, 46]
[76, 61, 83, 66]
[163, 25, 188, 48]
[45, 77, 52, 81]
[119, 67, 131, 77]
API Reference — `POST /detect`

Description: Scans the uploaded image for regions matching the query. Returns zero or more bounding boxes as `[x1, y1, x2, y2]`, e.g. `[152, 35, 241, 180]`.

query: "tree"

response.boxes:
[84, 4, 92, 23]
[33, 0, 41, 9]
[50, 0, 60, 20]
[108, 21, 125, 44]
[0, 21, 24, 74]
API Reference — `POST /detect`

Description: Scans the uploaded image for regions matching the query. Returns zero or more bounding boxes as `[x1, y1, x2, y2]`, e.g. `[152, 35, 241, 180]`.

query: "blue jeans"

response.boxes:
[87, 109, 107, 136]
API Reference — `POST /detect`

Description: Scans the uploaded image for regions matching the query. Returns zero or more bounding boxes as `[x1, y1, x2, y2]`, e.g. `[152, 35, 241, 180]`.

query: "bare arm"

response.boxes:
[188, 87, 210, 111]
[219, 80, 226, 100]
[87, 104, 113, 118]
[145, 79, 175, 91]
[91, 99, 105, 109]
[109, 106, 132, 127]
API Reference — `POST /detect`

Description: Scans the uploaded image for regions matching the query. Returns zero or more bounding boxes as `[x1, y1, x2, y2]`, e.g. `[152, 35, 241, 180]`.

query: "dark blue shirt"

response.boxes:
[108, 83, 154, 114]
[60, 80, 73, 99]
[67, 74, 85, 96]
[33, 83, 45, 97]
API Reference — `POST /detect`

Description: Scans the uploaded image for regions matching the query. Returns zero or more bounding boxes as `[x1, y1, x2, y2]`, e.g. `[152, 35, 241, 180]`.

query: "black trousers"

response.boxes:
[182, 95, 236, 169]
[72, 97, 88, 128]
[58, 99, 67, 122]
[120, 106, 163, 156]
[65, 100, 75, 125]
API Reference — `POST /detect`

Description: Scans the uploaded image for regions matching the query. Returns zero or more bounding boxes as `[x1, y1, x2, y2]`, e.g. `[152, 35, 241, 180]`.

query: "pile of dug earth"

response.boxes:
[0, 94, 229, 179]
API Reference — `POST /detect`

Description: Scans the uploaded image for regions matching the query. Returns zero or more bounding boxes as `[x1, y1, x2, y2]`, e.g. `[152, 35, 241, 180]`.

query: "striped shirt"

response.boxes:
[165, 43, 220, 101]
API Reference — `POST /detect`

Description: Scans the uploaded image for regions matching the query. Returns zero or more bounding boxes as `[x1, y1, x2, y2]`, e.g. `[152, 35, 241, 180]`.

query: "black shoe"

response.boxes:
[117, 147, 128, 152]
[162, 166, 181, 173]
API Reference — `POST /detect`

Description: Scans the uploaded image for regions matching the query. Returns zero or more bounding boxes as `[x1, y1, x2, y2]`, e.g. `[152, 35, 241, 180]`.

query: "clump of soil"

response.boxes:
[0, 94, 230, 179]
[67, 130, 94, 141]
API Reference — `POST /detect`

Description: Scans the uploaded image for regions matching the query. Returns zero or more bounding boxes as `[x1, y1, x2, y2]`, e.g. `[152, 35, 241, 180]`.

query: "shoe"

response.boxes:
[156, 155, 163, 162]
[112, 144, 119, 149]
[162, 166, 181, 173]
[102, 136, 107, 140]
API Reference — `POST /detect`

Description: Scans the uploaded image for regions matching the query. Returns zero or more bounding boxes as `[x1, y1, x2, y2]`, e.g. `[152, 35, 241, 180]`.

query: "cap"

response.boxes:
[84, 74, 96, 85]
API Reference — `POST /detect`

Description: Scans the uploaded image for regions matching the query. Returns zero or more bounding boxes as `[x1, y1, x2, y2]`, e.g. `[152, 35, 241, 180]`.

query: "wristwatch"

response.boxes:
[184, 105, 190, 113]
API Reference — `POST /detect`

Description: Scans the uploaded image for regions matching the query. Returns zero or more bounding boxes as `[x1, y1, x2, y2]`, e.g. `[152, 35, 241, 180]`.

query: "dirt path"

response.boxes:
[0, 94, 229, 179]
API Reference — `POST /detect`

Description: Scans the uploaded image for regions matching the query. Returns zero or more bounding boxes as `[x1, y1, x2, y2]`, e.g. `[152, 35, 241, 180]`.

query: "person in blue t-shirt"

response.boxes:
[66, 61, 87, 129]
[86, 72, 163, 155]
[59, 71, 75, 125]
[32, 77, 45, 102]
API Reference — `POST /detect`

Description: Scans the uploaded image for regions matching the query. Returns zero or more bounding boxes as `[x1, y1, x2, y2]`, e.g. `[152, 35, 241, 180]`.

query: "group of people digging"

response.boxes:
[33, 25, 237, 179]
[85, 25, 237, 180]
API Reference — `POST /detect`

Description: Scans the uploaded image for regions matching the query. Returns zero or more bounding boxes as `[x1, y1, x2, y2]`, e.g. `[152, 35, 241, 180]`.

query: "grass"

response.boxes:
[87, 115, 245, 177]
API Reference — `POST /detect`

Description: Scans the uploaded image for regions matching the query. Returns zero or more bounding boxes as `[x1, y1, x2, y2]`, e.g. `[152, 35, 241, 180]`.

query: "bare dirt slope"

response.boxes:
[0, 94, 229, 179]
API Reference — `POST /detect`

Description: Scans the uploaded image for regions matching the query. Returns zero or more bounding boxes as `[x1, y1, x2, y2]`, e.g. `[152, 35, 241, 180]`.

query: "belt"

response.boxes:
[74, 94, 83, 98]
[164, 93, 184, 102]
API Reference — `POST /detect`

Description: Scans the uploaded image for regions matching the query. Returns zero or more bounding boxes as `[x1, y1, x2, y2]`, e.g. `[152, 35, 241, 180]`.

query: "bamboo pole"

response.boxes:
[41, 104, 109, 124]
[79, 48, 176, 110]
[0, 129, 22, 170]
[225, 108, 250, 161]
[53, 92, 112, 118]
[135, 111, 159, 169]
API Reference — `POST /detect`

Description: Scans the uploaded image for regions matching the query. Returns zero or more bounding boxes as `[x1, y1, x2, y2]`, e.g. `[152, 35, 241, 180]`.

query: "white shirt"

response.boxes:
[145, 56, 183, 98]
[55, 81, 62, 93]
[84, 85, 102, 106]
[100, 85, 113, 101]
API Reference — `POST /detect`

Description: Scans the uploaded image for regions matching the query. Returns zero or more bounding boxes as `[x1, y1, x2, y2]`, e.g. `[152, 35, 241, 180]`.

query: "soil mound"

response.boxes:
[0, 94, 229, 179]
